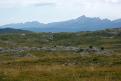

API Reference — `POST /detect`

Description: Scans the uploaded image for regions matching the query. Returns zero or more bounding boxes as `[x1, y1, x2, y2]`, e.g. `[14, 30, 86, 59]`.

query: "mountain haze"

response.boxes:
[1, 15, 121, 32]
[0, 28, 31, 33]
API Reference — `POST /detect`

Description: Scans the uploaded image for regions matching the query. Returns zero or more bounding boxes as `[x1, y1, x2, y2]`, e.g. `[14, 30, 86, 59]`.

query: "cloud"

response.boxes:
[33, 2, 56, 7]
[0, 0, 57, 8]
[105, 0, 121, 4]
[0, 0, 121, 8]
[0, 0, 121, 25]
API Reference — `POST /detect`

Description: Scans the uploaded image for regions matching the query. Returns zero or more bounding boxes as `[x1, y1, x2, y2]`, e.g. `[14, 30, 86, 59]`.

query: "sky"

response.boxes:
[0, 0, 121, 25]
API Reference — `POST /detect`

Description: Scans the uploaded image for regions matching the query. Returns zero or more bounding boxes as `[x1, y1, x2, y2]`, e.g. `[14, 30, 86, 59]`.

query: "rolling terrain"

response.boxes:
[0, 28, 121, 81]
[0, 28, 31, 34]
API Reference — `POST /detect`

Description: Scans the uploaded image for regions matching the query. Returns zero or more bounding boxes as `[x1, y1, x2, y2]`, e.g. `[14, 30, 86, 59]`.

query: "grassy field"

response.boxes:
[0, 30, 121, 81]
[0, 51, 121, 81]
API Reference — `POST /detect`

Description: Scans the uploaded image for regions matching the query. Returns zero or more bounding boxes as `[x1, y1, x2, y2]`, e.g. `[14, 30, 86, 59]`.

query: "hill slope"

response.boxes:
[0, 28, 31, 33]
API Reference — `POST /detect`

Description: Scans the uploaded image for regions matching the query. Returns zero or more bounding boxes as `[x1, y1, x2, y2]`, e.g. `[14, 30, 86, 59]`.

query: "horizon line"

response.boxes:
[0, 15, 121, 26]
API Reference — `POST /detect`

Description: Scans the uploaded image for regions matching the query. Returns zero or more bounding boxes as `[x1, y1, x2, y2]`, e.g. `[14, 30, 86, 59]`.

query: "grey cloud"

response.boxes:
[33, 2, 56, 7]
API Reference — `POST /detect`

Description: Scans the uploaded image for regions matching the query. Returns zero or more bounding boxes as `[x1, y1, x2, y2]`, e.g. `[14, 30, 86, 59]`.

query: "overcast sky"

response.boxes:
[0, 0, 121, 25]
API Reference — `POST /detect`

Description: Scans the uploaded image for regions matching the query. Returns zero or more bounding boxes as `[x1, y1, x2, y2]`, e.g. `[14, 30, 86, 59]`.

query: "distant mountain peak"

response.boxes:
[24, 21, 41, 24]
[1, 16, 121, 32]
[80, 15, 86, 18]
[102, 18, 111, 21]
[77, 15, 88, 19]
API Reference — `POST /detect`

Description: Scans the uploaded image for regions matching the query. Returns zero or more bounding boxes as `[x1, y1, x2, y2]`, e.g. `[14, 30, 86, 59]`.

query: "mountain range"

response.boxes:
[1, 15, 121, 32]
